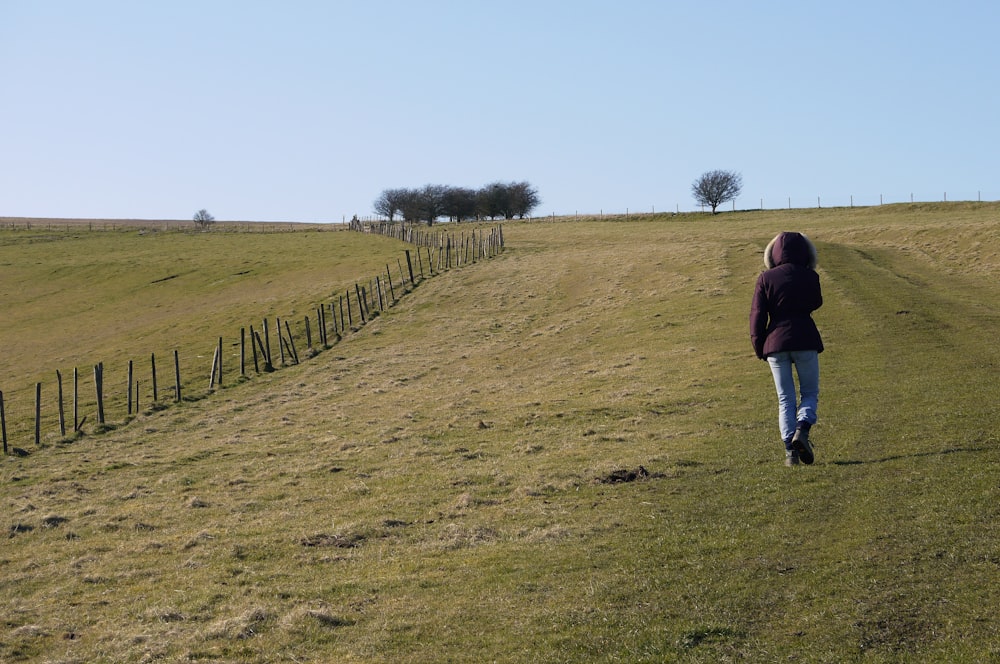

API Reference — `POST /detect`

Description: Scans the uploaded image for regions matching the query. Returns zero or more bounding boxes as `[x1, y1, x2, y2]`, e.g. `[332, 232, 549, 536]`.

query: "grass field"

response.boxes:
[2, 204, 999, 662]
[0, 223, 423, 443]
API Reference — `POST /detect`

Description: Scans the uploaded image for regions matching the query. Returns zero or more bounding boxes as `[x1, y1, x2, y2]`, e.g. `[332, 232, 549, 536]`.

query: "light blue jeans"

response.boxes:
[766, 350, 819, 448]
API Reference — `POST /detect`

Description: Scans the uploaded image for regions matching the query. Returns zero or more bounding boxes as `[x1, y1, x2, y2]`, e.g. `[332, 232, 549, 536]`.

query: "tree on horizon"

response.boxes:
[193, 209, 215, 228]
[692, 170, 742, 214]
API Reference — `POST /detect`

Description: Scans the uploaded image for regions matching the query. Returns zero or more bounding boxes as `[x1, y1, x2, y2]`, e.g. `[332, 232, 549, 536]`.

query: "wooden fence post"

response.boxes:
[240, 328, 247, 377]
[249, 328, 261, 371]
[73, 367, 79, 432]
[386, 265, 396, 302]
[209, 345, 220, 390]
[405, 250, 415, 284]
[57, 370, 66, 437]
[263, 318, 273, 368]
[0, 390, 7, 455]
[174, 351, 182, 402]
[95, 363, 106, 424]
[355, 285, 367, 323]
[217, 337, 223, 386]
[276, 317, 287, 365]
[279, 334, 294, 365]
[284, 319, 299, 364]
[34, 383, 42, 446]
[151, 353, 158, 402]
[250, 325, 261, 373]
[254, 329, 272, 372]
[127, 359, 134, 414]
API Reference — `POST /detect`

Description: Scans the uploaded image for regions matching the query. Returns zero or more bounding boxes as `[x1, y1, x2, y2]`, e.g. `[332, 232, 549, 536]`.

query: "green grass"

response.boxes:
[2, 205, 1000, 662]
[0, 224, 423, 443]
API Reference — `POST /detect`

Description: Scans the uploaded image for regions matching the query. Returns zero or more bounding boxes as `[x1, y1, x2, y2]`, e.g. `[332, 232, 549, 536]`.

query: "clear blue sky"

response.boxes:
[2, 1, 998, 222]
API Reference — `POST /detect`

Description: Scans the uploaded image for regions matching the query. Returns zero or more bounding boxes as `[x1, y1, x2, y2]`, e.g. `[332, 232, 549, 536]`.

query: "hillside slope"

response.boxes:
[3, 206, 1000, 662]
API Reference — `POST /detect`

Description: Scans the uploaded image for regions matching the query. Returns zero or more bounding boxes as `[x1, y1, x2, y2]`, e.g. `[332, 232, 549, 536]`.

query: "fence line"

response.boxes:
[0, 225, 505, 455]
[0, 219, 343, 233]
[556, 193, 999, 219]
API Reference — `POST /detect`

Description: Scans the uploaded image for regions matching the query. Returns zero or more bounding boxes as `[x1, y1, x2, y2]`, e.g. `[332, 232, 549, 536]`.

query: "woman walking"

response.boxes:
[750, 232, 824, 466]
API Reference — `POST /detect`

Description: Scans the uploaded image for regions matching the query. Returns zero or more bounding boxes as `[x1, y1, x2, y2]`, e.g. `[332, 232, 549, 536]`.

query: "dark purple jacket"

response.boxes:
[750, 232, 824, 359]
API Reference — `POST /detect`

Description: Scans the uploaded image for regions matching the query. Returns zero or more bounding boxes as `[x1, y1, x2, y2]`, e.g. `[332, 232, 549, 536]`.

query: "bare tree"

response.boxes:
[379, 186, 444, 225]
[373, 188, 407, 222]
[477, 182, 509, 220]
[418, 184, 448, 226]
[397, 189, 423, 224]
[373, 181, 542, 222]
[441, 186, 478, 222]
[477, 181, 541, 219]
[193, 209, 215, 228]
[692, 170, 742, 213]
[507, 181, 541, 218]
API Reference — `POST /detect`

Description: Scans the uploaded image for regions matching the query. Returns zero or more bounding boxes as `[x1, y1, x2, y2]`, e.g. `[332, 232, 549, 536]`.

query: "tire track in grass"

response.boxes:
[820, 240, 999, 458]
[810, 237, 1000, 659]
[739, 238, 1000, 657]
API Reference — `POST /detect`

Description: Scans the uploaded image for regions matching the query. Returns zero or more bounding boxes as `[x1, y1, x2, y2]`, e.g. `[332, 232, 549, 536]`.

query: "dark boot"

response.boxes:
[791, 422, 814, 465]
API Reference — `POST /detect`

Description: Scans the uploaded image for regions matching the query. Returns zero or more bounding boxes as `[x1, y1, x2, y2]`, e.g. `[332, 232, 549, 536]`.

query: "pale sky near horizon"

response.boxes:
[2, 1, 998, 222]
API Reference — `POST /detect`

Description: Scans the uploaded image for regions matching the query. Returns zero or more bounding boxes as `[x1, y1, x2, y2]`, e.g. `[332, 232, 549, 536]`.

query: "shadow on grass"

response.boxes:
[831, 446, 986, 466]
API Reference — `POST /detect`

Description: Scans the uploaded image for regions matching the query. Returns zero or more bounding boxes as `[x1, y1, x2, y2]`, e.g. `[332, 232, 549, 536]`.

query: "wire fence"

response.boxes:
[0, 224, 504, 456]
[536, 190, 1000, 219]
[744, 190, 996, 213]
[0, 218, 340, 232]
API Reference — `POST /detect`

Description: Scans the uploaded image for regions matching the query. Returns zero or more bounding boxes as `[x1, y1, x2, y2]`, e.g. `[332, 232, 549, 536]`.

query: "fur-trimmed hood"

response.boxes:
[764, 232, 817, 270]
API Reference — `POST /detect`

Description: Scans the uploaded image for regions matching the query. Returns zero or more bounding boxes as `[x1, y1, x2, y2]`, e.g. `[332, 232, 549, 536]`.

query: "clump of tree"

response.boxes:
[692, 170, 742, 214]
[374, 181, 540, 226]
[193, 209, 216, 228]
